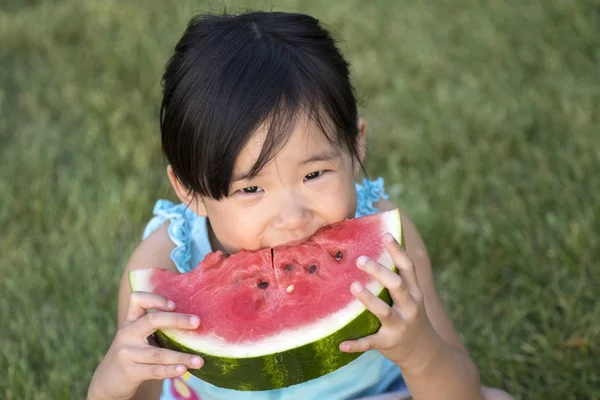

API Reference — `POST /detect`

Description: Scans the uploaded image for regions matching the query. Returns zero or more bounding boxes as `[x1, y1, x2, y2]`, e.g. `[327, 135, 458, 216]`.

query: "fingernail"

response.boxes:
[351, 282, 363, 294]
[357, 256, 368, 267]
[191, 356, 201, 367]
[190, 316, 200, 327]
[384, 233, 394, 243]
[167, 301, 175, 309]
[176, 365, 186, 373]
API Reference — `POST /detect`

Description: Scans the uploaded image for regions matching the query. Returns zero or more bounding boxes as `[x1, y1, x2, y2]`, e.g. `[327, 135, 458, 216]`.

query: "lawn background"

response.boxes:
[1, 0, 599, 399]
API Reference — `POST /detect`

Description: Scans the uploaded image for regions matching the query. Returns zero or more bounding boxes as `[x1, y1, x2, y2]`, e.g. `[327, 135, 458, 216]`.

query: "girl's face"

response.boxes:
[169, 113, 366, 254]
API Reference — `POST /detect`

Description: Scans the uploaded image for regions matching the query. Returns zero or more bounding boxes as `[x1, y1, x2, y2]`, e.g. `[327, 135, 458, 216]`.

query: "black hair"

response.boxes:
[160, 11, 362, 200]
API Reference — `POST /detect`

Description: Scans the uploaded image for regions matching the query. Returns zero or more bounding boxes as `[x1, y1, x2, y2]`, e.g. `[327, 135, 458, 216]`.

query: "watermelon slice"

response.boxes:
[129, 209, 402, 391]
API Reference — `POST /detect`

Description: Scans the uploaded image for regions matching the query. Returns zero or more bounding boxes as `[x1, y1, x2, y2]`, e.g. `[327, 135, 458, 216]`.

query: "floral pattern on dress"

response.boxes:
[169, 373, 202, 400]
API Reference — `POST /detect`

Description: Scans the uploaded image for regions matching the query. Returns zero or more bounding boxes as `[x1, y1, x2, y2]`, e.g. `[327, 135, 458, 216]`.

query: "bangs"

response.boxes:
[160, 12, 359, 200]
[244, 91, 353, 185]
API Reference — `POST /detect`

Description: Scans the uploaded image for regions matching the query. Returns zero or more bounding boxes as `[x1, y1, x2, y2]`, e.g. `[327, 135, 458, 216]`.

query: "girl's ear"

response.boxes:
[167, 165, 208, 216]
[354, 117, 368, 177]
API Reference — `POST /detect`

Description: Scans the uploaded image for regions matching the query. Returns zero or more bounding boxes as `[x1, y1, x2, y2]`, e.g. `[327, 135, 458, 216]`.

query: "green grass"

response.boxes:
[1, 0, 598, 399]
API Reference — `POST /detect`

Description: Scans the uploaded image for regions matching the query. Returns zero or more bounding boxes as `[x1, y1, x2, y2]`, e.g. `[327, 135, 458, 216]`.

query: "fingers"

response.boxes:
[383, 233, 422, 300]
[127, 363, 190, 381]
[339, 334, 377, 353]
[350, 282, 398, 326]
[124, 291, 175, 325]
[129, 311, 201, 340]
[356, 255, 414, 308]
[122, 291, 200, 339]
[130, 347, 204, 370]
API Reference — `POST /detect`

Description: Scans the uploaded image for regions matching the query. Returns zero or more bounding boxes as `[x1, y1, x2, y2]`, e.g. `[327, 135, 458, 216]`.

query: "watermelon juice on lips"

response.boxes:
[129, 209, 402, 391]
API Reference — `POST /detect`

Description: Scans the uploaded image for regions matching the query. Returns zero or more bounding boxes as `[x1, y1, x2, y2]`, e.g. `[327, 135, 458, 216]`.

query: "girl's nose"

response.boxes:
[272, 199, 312, 231]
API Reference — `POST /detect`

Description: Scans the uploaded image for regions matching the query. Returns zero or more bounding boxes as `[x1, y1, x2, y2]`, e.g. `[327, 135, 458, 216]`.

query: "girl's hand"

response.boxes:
[339, 233, 444, 372]
[88, 292, 204, 400]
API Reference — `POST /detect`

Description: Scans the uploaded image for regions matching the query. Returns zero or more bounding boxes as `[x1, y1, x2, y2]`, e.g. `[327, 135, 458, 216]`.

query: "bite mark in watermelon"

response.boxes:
[129, 209, 402, 391]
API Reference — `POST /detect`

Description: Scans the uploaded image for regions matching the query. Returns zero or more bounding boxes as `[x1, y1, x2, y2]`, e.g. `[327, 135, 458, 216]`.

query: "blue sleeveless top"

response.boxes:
[143, 178, 407, 400]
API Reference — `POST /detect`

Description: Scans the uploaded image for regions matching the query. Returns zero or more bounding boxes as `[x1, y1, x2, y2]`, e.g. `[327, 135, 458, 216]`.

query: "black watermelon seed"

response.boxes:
[257, 281, 269, 289]
[284, 264, 293, 272]
[335, 251, 343, 261]
[308, 264, 317, 274]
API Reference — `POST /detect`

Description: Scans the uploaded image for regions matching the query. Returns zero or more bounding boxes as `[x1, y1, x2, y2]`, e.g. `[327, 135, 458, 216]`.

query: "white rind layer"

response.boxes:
[130, 209, 401, 358]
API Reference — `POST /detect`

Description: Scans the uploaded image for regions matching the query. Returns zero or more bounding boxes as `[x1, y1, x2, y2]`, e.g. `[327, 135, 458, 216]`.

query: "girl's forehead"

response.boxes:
[234, 113, 339, 176]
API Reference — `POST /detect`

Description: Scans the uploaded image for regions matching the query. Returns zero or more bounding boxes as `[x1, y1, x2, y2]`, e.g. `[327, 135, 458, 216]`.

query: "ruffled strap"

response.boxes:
[142, 200, 193, 273]
[355, 177, 389, 217]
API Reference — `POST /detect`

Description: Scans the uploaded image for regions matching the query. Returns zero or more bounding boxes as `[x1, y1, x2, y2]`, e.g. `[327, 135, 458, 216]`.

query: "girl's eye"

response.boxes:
[304, 171, 324, 181]
[241, 186, 263, 194]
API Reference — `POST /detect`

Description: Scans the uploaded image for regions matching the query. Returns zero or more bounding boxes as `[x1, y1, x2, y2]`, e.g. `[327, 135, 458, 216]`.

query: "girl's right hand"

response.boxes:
[88, 291, 204, 400]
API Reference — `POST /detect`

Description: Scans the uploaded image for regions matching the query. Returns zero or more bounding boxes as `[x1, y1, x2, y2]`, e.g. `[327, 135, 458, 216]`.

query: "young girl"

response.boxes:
[88, 11, 513, 400]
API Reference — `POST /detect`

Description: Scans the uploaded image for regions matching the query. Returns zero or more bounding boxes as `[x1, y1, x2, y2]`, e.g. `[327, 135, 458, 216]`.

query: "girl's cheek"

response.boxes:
[313, 187, 356, 222]
[231, 213, 267, 247]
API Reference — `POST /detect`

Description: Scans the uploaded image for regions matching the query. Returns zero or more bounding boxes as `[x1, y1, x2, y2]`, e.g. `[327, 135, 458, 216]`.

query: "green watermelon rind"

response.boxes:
[129, 209, 403, 391]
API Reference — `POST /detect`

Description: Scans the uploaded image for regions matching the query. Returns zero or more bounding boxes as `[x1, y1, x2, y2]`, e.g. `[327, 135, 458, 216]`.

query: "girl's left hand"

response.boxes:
[339, 233, 444, 371]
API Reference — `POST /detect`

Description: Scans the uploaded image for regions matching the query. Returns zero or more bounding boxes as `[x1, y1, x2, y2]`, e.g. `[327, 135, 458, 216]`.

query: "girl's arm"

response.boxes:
[118, 222, 178, 400]
[375, 199, 483, 400]
[88, 222, 179, 400]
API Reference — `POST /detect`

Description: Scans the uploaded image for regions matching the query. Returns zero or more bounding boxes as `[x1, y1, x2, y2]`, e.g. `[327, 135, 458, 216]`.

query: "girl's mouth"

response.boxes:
[273, 231, 317, 248]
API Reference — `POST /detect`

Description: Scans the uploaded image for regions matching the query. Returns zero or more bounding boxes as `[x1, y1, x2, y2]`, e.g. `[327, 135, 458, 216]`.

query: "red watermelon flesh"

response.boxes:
[146, 214, 385, 343]
[129, 209, 401, 390]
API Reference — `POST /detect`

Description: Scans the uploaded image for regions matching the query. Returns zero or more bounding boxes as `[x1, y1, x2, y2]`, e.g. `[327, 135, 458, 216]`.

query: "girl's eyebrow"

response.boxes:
[233, 149, 341, 183]
[233, 168, 259, 183]
[299, 149, 340, 165]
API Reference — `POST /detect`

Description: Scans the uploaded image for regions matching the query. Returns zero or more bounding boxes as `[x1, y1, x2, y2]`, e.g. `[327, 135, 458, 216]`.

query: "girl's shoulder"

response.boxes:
[142, 199, 211, 274]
